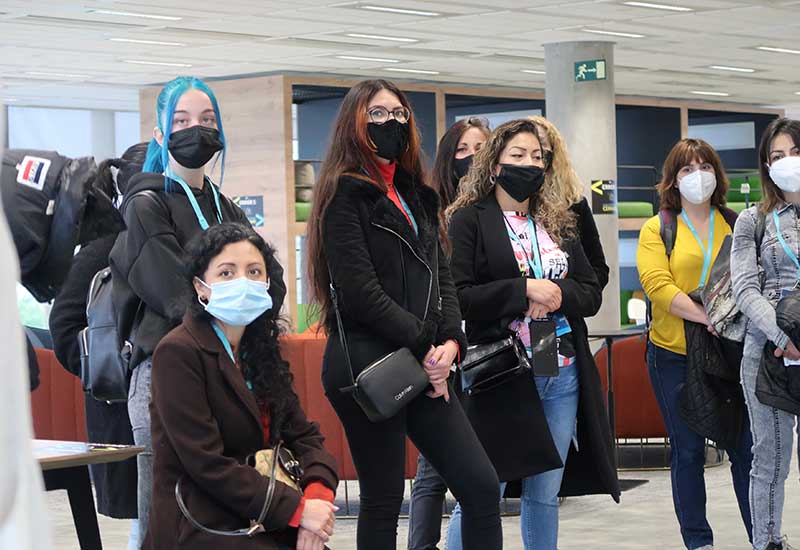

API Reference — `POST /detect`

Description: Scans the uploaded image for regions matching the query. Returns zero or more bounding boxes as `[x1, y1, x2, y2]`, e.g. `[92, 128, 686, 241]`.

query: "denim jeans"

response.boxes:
[647, 342, 753, 550]
[447, 363, 580, 550]
[740, 352, 799, 550]
[408, 454, 448, 550]
[128, 359, 153, 549]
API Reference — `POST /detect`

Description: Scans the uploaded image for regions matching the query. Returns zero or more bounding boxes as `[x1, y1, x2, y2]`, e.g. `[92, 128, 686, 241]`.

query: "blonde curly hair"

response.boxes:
[445, 117, 582, 245]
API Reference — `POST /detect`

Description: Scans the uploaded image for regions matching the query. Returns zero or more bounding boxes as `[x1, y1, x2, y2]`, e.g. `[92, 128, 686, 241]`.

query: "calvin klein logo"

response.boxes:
[394, 385, 414, 401]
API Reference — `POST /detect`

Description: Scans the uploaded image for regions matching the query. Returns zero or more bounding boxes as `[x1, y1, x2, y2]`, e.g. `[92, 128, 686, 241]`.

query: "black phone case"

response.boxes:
[529, 319, 558, 377]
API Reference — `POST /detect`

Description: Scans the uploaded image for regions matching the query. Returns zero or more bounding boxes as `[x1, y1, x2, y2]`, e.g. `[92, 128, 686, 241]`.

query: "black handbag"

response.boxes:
[328, 252, 437, 423]
[460, 335, 531, 396]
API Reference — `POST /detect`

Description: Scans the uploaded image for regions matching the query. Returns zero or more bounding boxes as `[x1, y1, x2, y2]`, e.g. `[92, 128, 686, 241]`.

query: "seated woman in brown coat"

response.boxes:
[145, 222, 339, 550]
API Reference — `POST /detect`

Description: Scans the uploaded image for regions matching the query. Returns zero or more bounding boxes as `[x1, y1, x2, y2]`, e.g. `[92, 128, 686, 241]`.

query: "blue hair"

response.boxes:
[143, 76, 227, 192]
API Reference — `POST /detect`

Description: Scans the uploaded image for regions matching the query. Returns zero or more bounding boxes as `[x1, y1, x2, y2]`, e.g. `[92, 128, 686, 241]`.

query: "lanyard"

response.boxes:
[211, 321, 252, 390]
[167, 169, 223, 230]
[772, 209, 800, 278]
[395, 189, 419, 236]
[680, 207, 715, 288]
[504, 214, 543, 279]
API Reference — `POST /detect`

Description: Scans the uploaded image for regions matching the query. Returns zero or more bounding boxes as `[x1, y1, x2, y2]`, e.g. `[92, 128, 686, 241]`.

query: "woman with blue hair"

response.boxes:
[109, 76, 287, 548]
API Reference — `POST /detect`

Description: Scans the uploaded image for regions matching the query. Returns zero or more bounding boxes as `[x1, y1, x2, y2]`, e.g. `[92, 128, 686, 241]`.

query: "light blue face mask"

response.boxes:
[198, 277, 272, 326]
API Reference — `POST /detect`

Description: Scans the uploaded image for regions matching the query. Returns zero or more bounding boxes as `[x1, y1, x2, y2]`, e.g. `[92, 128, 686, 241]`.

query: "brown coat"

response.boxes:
[144, 314, 339, 550]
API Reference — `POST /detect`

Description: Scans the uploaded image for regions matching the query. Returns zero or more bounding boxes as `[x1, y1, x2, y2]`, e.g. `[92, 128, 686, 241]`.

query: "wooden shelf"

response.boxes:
[618, 218, 648, 231]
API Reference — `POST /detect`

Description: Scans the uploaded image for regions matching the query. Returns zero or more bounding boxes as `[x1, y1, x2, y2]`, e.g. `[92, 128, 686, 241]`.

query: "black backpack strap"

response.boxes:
[755, 209, 767, 260]
[659, 209, 677, 259]
[719, 206, 739, 232]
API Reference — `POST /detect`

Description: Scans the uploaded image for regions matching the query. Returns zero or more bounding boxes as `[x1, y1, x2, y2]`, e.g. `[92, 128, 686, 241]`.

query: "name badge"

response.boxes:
[552, 314, 572, 337]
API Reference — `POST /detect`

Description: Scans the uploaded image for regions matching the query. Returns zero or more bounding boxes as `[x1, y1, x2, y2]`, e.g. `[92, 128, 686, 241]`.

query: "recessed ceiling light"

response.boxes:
[122, 59, 193, 67]
[384, 67, 440, 75]
[709, 65, 755, 73]
[87, 9, 182, 21]
[521, 69, 546, 75]
[2, 98, 18, 102]
[689, 90, 730, 97]
[757, 46, 800, 55]
[795, 92, 800, 96]
[359, 5, 440, 16]
[110, 38, 186, 46]
[345, 33, 418, 43]
[336, 55, 400, 63]
[25, 71, 90, 79]
[583, 29, 645, 38]
[623, 1, 693, 11]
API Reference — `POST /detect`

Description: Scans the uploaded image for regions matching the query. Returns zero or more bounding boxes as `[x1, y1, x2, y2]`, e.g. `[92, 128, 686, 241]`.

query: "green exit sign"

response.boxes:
[574, 59, 607, 82]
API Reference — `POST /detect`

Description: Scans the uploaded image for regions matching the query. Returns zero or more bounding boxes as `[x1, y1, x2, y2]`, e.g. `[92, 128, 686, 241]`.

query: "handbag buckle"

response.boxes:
[247, 520, 265, 537]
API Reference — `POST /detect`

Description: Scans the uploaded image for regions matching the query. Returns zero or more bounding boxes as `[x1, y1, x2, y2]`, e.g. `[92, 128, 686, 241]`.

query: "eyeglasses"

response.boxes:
[367, 106, 410, 125]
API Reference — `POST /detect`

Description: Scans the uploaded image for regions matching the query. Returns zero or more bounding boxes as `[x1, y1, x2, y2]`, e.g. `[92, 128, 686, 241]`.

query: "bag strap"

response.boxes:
[174, 441, 283, 537]
[755, 209, 766, 261]
[659, 209, 677, 259]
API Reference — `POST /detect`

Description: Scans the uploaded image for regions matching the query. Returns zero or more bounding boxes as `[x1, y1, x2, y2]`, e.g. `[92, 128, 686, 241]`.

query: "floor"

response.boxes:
[48, 459, 799, 550]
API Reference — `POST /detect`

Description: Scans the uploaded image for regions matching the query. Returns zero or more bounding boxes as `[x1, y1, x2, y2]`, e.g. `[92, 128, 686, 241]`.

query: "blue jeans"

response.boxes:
[647, 342, 753, 550]
[128, 359, 153, 549]
[448, 363, 580, 550]
[408, 454, 448, 550]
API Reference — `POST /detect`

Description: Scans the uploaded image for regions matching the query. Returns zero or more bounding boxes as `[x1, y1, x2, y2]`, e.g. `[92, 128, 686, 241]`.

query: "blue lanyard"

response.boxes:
[504, 215, 543, 279]
[211, 321, 252, 390]
[395, 189, 418, 235]
[772, 209, 800, 279]
[680, 208, 715, 288]
[167, 169, 223, 230]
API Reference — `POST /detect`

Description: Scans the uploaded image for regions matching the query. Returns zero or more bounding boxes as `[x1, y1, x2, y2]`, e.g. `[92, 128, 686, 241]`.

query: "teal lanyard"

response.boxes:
[504, 215, 543, 279]
[211, 321, 252, 390]
[680, 208, 715, 288]
[772, 209, 800, 278]
[167, 169, 223, 230]
[395, 189, 418, 235]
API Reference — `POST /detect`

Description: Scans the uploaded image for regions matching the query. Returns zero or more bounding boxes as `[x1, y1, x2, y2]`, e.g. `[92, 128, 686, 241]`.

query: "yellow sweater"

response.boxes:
[636, 210, 731, 355]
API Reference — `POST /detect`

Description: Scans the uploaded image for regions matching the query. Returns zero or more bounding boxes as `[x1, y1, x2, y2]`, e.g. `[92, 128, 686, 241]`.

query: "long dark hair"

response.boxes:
[306, 79, 427, 328]
[185, 223, 297, 442]
[93, 142, 149, 199]
[432, 118, 490, 208]
[758, 117, 800, 214]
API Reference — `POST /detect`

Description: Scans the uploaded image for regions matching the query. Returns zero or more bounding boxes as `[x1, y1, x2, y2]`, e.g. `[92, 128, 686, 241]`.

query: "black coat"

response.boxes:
[448, 194, 620, 501]
[109, 173, 287, 367]
[757, 290, 800, 414]
[572, 197, 609, 291]
[49, 234, 137, 518]
[321, 171, 467, 394]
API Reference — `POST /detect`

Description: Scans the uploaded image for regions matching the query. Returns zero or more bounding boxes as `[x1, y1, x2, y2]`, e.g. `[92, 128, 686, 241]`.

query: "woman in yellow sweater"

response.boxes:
[637, 138, 753, 550]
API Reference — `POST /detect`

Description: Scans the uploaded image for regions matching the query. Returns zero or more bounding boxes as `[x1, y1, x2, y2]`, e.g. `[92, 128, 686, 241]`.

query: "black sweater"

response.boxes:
[109, 173, 286, 367]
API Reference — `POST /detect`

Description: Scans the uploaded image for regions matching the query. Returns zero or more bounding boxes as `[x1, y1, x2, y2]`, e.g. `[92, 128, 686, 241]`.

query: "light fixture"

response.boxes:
[709, 65, 755, 73]
[521, 69, 546, 75]
[2, 98, 18, 102]
[689, 90, 730, 97]
[359, 5, 440, 16]
[86, 9, 182, 21]
[122, 59, 193, 67]
[757, 46, 800, 55]
[110, 38, 186, 46]
[345, 33, 418, 43]
[336, 55, 400, 63]
[25, 71, 90, 79]
[795, 92, 800, 95]
[583, 29, 645, 38]
[384, 67, 440, 75]
[623, 1, 693, 11]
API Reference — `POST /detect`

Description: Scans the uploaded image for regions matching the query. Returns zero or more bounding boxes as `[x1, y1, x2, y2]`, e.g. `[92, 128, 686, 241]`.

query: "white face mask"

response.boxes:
[769, 155, 800, 193]
[678, 170, 717, 205]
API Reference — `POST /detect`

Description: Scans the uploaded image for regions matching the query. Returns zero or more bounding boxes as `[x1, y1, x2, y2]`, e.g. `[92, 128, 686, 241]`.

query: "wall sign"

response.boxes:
[574, 59, 607, 82]
[591, 180, 616, 214]
[232, 195, 265, 227]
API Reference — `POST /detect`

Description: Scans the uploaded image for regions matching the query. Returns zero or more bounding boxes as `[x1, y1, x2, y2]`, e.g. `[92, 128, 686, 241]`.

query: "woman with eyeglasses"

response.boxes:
[407, 115, 491, 550]
[306, 79, 502, 550]
[731, 118, 800, 550]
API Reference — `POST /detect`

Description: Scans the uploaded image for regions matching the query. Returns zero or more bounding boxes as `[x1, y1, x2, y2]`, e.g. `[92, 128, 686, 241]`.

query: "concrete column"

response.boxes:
[545, 40, 620, 331]
[90, 110, 115, 162]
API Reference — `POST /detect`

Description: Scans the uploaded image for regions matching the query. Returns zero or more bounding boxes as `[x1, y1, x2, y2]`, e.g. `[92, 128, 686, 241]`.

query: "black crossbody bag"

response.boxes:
[328, 250, 438, 423]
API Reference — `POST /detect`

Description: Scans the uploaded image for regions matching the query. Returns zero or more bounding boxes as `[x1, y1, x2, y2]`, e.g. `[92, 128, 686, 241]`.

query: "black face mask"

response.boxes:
[367, 119, 409, 161]
[168, 126, 224, 169]
[453, 155, 474, 181]
[495, 164, 546, 203]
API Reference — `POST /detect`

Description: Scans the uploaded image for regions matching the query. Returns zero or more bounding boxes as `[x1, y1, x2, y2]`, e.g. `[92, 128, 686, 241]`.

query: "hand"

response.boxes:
[526, 279, 561, 312]
[299, 500, 337, 542]
[426, 380, 450, 403]
[424, 341, 458, 385]
[776, 341, 800, 361]
[526, 300, 551, 320]
[297, 527, 327, 550]
[704, 316, 719, 338]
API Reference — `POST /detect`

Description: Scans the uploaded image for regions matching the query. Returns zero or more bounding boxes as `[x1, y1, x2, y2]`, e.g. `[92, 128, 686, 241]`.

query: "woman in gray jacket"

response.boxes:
[731, 117, 800, 550]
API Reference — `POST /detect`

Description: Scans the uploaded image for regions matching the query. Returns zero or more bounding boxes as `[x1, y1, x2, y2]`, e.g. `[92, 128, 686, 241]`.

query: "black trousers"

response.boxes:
[327, 383, 502, 550]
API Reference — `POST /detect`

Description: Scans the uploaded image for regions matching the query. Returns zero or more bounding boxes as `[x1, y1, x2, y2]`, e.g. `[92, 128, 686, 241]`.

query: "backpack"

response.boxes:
[77, 189, 159, 402]
[1, 149, 97, 302]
